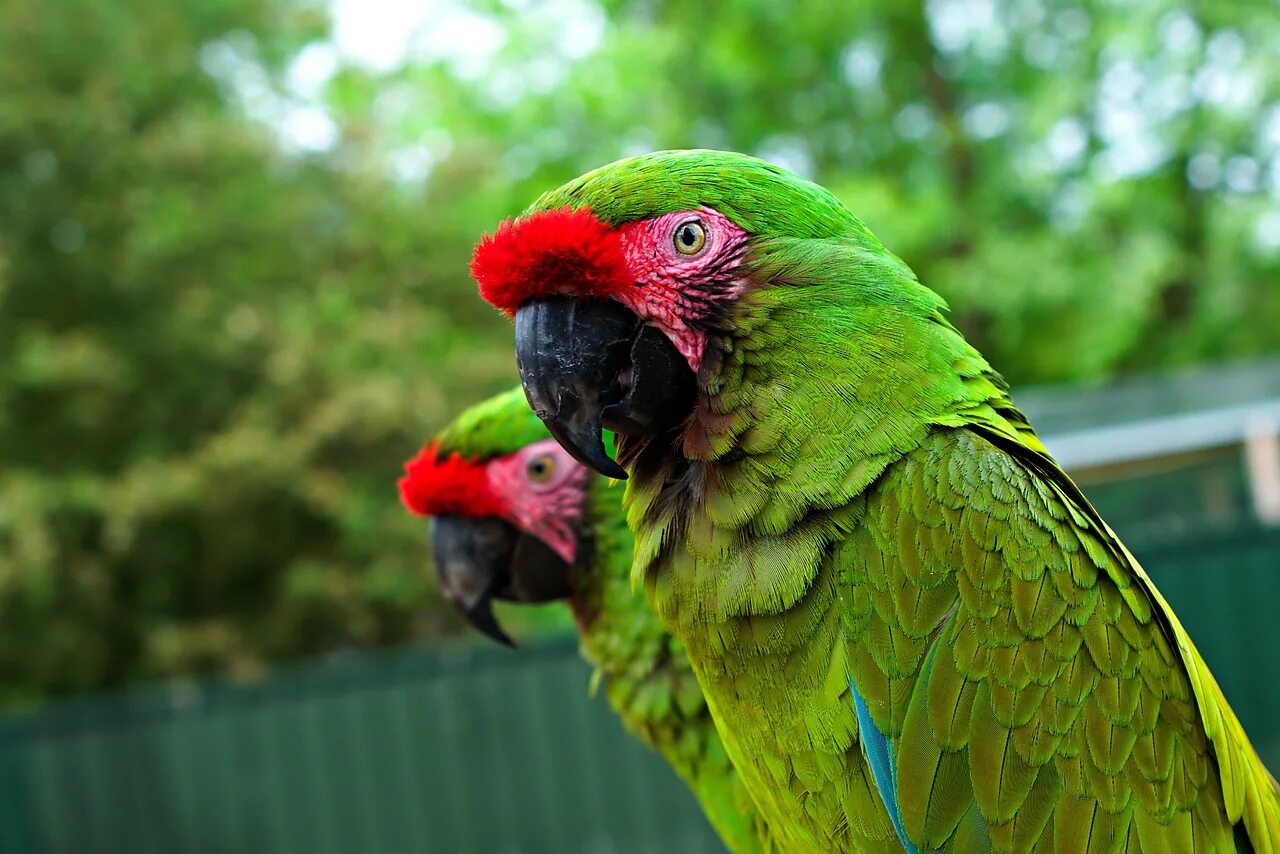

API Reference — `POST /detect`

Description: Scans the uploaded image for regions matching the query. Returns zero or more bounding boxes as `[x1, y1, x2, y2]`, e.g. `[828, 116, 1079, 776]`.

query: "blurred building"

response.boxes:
[1027, 354, 1280, 544]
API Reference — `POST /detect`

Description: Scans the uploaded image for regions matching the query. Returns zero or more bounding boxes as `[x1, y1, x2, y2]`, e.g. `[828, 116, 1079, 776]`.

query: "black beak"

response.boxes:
[430, 515, 572, 646]
[513, 296, 696, 479]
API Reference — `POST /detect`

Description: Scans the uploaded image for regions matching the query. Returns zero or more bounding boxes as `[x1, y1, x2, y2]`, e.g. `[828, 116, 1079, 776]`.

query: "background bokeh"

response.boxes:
[3, 0, 1280, 711]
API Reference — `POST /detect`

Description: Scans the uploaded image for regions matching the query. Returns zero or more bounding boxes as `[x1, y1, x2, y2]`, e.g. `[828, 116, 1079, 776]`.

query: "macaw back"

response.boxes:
[656, 427, 1280, 851]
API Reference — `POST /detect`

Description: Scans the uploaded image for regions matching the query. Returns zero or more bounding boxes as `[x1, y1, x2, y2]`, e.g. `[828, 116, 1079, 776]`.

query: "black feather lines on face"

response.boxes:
[680, 231, 751, 332]
[614, 232, 751, 475]
[614, 229, 752, 481]
[627, 437, 701, 554]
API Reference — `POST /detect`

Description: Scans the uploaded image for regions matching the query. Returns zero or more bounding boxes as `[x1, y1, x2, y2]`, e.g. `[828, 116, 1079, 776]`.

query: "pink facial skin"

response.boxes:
[613, 208, 751, 373]
[485, 438, 590, 565]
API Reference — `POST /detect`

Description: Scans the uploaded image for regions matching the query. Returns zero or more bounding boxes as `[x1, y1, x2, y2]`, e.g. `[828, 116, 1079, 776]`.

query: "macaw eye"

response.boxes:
[526, 454, 556, 483]
[673, 220, 707, 255]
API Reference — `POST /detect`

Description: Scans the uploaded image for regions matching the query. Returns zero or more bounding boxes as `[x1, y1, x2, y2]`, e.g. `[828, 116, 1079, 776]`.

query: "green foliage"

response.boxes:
[0, 0, 521, 704]
[2, 0, 1279, 703]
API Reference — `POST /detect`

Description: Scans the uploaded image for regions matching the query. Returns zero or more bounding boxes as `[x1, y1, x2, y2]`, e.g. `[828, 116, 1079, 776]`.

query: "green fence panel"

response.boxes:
[0, 644, 725, 853]
[1138, 530, 1280, 771]
[1083, 449, 1256, 548]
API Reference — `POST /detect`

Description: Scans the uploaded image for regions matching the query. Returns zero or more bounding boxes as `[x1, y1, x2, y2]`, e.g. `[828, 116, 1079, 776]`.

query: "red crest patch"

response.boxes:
[471, 207, 632, 315]
[398, 442, 504, 518]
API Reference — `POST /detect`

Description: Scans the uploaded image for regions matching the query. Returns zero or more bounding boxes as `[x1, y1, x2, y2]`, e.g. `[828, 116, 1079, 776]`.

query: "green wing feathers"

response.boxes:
[987, 426, 1280, 851]
[845, 427, 1280, 852]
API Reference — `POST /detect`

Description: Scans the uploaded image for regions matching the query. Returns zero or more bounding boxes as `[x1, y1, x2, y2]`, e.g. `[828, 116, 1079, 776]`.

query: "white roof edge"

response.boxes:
[1040, 399, 1280, 470]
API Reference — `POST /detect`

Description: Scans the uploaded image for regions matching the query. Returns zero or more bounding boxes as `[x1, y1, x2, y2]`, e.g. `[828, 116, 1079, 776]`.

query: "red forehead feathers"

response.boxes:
[398, 442, 504, 518]
[471, 207, 632, 316]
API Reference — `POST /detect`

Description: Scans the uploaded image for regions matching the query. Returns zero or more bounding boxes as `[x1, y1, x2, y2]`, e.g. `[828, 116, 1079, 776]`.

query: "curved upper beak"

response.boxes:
[430, 515, 572, 646]
[513, 296, 696, 478]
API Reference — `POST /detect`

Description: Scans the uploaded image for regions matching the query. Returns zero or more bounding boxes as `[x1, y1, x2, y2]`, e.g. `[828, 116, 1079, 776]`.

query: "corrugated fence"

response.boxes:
[0, 638, 729, 854]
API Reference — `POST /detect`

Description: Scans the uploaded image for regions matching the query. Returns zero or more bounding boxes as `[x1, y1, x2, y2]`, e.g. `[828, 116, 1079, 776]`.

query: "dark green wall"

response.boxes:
[0, 640, 726, 854]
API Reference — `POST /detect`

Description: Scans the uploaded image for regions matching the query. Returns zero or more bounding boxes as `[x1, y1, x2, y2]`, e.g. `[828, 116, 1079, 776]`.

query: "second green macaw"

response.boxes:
[473, 150, 1280, 852]
[399, 387, 764, 853]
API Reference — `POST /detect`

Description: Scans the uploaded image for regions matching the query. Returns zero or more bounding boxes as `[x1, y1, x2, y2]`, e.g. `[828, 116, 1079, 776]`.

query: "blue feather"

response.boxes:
[851, 678, 917, 853]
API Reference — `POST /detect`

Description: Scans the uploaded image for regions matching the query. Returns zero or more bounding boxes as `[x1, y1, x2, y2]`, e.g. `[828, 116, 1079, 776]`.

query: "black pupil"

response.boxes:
[680, 226, 697, 247]
[530, 461, 546, 476]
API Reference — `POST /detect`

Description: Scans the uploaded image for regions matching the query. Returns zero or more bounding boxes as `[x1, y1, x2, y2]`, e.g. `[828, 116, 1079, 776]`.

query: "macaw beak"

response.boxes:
[513, 296, 696, 479]
[429, 515, 572, 647]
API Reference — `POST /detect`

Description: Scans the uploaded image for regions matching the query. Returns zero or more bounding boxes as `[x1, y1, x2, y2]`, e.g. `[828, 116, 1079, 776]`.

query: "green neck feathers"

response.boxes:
[625, 234, 1039, 628]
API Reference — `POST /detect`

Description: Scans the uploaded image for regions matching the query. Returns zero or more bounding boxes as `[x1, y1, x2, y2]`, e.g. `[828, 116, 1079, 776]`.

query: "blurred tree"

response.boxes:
[0, 0, 531, 705]
[1, 0, 1278, 704]
[344, 0, 1280, 382]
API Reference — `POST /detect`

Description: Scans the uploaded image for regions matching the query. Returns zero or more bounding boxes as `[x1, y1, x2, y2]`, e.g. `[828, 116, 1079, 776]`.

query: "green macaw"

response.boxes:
[472, 150, 1280, 852]
[399, 387, 766, 853]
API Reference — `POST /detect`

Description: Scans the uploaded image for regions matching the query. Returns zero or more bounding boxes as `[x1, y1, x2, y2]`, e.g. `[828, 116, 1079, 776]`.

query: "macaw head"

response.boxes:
[471, 149, 897, 478]
[399, 388, 593, 645]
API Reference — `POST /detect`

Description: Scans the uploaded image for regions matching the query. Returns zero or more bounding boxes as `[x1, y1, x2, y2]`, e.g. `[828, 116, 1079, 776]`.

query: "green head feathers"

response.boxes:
[432, 386, 551, 460]
[529, 149, 883, 248]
